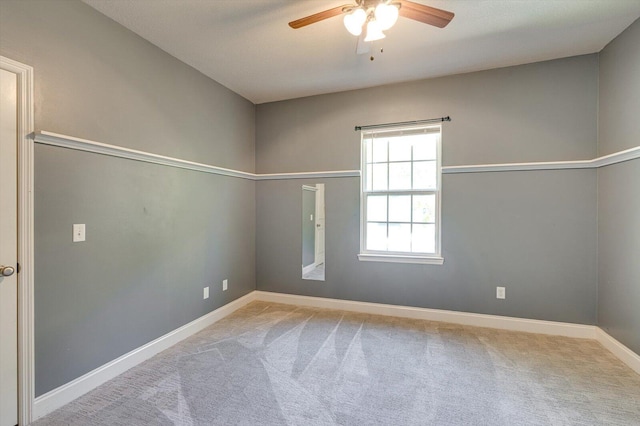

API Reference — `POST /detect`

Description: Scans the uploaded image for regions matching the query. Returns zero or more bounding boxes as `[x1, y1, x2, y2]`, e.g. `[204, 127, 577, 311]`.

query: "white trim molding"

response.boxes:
[592, 145, 640, 168]
[257, 170, 360, 180]
[34, 131, 639, 180]
[33, 131, 360, 181]
[1, 55, 35, 426]
[443, 146, 640, 174]
[34, 131, 256, 180]
[443, 159, 593, 174]
[595, 328, 640, 375]
[253, 291, 595, 339]
[33, 292, 257, 420]
[357, 253, 444, 265]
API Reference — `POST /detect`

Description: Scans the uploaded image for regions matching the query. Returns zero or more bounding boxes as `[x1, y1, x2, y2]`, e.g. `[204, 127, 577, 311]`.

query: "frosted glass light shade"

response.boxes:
[364, 19, 386, 42]
[343, 8, 367, 36]
[375, 3, 399, 30]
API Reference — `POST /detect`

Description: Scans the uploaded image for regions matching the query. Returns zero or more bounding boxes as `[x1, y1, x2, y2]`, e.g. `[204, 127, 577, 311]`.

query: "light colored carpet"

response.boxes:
[34, 301, 640, 425]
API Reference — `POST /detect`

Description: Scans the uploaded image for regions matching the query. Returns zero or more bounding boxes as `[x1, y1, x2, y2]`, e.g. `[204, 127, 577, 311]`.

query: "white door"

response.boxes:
[0, 67, 19, 426]
[314, 184, 325, 265]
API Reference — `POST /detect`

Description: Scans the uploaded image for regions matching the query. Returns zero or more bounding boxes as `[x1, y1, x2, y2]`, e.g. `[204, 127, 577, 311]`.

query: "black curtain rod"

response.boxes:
[355, 116, 451, 131]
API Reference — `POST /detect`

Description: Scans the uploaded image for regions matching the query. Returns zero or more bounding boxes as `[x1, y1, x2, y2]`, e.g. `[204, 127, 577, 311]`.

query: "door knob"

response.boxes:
[0, 265, 15, 277]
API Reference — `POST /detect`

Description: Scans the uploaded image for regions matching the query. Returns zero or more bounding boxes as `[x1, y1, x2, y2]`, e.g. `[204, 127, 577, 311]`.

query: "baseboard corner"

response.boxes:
[595, 327, 640, 375]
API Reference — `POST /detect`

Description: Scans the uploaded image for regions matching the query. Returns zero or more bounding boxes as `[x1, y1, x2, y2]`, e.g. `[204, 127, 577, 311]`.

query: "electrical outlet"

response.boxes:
[223, 279, 228, 291]
[496, 286, 506, 300]
[73, 224, 86, 242]
[203, 286, 209, 299]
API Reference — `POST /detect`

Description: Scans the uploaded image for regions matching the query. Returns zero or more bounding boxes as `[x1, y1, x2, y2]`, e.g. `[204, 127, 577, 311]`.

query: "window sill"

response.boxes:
[357, 253, 444, 265]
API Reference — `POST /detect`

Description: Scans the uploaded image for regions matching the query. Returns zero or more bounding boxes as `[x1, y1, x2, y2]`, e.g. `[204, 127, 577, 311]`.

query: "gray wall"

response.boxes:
[0, 0, 255, 170]
[256, 56, 599, 325]
[598, 18, 640, 156]
[1, 0, 256, 396]
[597, 18, 640, 355]
[256, 55, 598, 173]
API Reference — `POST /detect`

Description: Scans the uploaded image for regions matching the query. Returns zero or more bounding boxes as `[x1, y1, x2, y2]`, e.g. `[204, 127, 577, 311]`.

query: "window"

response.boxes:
[358, 124, 443, 264]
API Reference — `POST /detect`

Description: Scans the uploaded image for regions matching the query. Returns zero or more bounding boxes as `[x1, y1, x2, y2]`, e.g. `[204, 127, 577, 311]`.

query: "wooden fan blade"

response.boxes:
[289, 5, 348, 29]
[398, 0, 454, 28]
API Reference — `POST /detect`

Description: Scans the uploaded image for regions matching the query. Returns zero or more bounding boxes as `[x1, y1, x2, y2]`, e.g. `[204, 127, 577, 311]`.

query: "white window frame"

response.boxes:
[357, 124, 444, 265]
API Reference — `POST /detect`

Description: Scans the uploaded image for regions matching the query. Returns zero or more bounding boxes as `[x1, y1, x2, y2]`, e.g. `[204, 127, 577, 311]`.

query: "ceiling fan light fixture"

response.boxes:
[364, 19, 386, 42]
[374, 2, 399, 30]
[343, 8, 367, 36]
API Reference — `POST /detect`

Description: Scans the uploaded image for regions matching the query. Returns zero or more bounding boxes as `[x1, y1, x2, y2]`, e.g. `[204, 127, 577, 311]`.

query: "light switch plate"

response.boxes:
[203, 287, 209, 299]
[73, 224, 86, 242]
[223, 279, 228, 291]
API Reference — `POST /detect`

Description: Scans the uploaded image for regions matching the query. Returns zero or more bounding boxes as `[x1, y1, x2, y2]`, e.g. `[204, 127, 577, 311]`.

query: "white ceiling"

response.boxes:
[82, 0, 640, 104]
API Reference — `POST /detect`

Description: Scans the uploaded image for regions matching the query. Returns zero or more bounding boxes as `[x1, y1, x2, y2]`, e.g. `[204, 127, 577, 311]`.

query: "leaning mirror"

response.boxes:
[302, 184, 325, 281]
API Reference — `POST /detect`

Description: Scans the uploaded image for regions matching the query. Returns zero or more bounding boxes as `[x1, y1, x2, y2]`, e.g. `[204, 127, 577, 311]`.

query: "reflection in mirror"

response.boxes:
[302, 184, 325, 281]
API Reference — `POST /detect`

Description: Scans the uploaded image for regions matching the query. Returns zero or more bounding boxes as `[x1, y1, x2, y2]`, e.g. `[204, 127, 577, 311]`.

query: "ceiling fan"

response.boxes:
[289, 0, 454, 43]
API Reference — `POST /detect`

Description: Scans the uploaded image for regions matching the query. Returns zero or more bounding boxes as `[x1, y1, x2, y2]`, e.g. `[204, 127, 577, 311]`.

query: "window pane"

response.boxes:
[364, 138, 373, 163]
[367, 195, 387, 222]
[413, 161, 437, 190]
[388, 137, 412, 162]
[372, 163, 388, 191]
[361, 126, 441, 257]
[372, 138, 388, 163]
[412, 224, 435, 253]
[388, 224, 411, 252]
[367, 223, 387, 251]
[388, 195, 411, 222]
[413, 194, 436, 223]
[413, 135, 438, 160]
[389, 162, 411, 190]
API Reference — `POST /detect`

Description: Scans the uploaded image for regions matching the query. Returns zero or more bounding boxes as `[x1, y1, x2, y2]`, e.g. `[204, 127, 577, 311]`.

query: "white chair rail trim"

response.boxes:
[34, 131, 359, 180]
[35, 131, 640, 179]
[35, 131, 256, 180]
[443, 146, 640, 173]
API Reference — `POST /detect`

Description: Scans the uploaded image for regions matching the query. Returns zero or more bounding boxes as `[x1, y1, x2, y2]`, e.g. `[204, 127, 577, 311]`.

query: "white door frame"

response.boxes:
[1, 56, 35, 425]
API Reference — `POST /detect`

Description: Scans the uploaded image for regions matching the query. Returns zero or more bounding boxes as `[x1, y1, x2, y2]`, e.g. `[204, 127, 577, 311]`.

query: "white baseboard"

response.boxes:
[253, 291, 596, 339]
[595, 327, 640, 375]
[33, 292, 257, 420]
